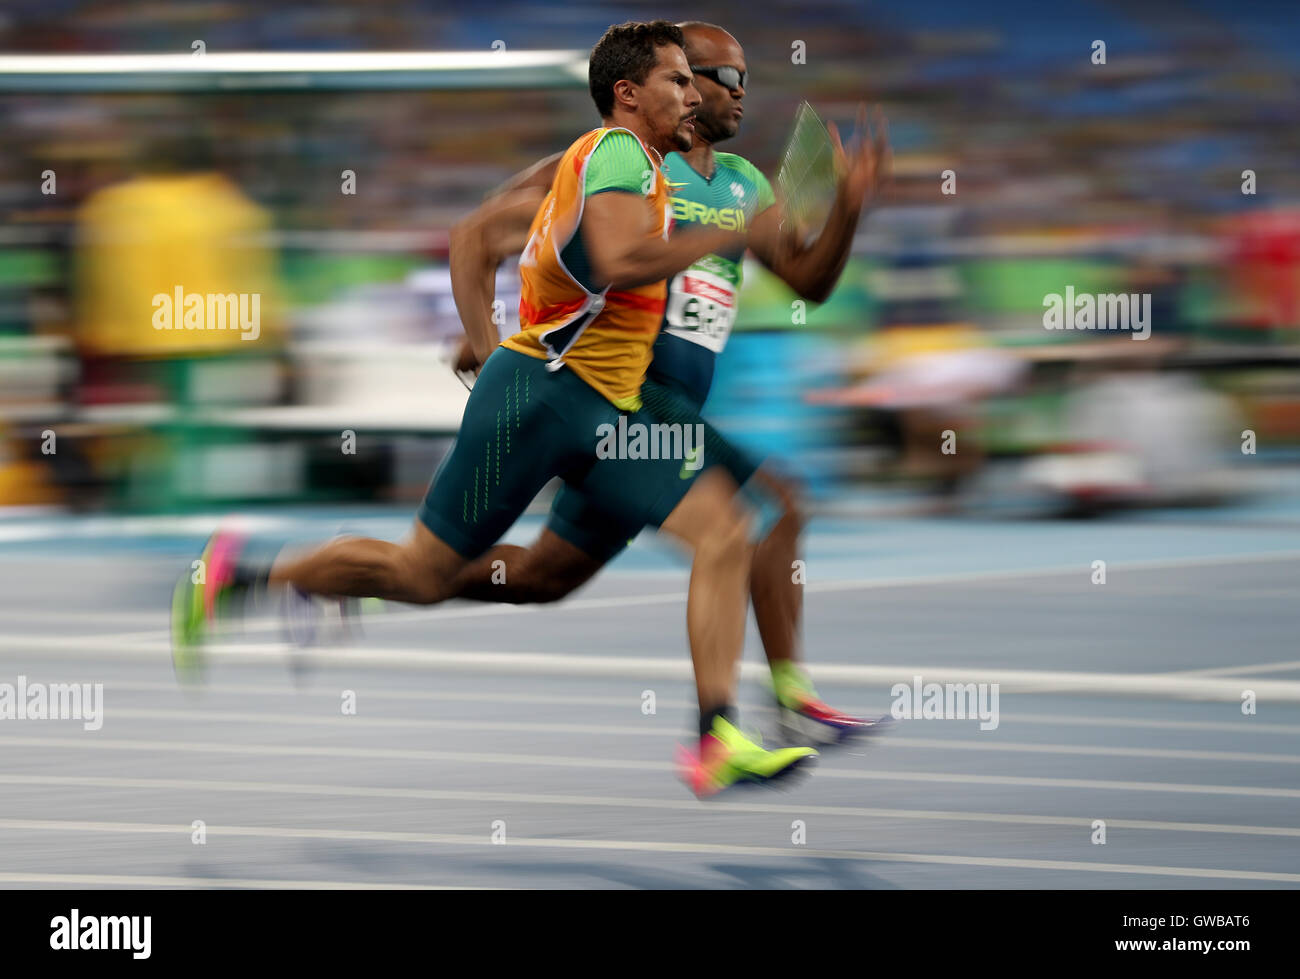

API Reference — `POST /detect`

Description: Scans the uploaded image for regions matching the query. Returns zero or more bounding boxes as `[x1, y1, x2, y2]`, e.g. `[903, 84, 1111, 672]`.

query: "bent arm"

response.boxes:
[489, 153, 562, 198]
[449, 186, 546, 364]
[749, 104, 891, 304]
[747, 195, 860, 304]
[581, 191, 743, 291]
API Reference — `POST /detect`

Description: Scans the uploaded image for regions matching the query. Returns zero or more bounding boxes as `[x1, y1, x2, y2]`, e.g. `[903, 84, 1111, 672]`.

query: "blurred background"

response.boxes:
[2, 0, 1299, 518]
[4, 0, 1300, 895]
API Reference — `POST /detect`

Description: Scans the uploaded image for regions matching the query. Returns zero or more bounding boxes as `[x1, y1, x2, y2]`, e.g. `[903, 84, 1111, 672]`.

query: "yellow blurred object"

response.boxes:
[76, 173, 279, 357]
[0, 457, 58, 505]
[860, 323, 985, 374]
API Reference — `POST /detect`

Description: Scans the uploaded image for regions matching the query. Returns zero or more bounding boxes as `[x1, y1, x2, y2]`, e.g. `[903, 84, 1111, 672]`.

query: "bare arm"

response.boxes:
[489, 153, 562, 198]
[748, 104, 891, 304]
[450, 155, 563, 373]
[448, 186, 546, 365]
[582, 191, 745, 291]
[747, 197, 857, 304]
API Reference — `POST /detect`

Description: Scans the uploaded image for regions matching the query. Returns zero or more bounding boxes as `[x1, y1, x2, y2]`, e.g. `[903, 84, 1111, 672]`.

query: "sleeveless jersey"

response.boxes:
[647, 151, 775, 402]
[503, 127, 673, 411]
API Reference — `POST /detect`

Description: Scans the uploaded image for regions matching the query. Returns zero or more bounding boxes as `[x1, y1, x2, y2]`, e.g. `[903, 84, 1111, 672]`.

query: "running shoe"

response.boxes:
[676, 715, 818, 799]
[281, 585, 363, 682]
[170, 527, 244, 684]
[772, 661, 892, 745]
[279, 530, 365, 680]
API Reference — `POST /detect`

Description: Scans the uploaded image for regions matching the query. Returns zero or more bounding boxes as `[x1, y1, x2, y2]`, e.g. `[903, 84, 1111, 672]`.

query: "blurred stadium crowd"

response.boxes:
[1, 0, 1298, 514]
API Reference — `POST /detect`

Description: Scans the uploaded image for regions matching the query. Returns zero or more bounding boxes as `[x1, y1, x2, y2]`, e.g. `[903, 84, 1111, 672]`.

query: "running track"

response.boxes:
[0, 487, 1298, 889]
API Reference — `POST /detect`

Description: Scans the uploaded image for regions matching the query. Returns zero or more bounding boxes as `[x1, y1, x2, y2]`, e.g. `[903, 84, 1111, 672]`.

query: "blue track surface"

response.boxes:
[0, 488, 1297, 888]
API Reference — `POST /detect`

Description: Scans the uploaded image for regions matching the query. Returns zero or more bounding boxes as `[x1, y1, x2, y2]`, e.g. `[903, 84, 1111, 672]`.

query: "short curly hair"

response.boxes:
[588, 20, 685, 118]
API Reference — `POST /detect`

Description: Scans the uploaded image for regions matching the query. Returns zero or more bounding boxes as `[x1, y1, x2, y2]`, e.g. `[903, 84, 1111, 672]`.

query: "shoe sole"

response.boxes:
[281, 589, 362, 684]
[779, 706, 897, 746]
[698, 750, 819, 799]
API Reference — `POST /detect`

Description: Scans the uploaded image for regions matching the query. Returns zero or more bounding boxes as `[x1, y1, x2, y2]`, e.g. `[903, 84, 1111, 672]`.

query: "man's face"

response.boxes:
[635, 43, 701, 154]
[683, 30, 747, 144]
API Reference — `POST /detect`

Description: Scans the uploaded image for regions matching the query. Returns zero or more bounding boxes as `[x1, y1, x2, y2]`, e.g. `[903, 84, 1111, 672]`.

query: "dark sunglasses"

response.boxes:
[690, 65, 747, 92]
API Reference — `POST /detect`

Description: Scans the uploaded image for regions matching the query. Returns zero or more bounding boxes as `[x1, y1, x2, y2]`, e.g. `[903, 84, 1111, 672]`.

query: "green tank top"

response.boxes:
[648, 151, 775, 402]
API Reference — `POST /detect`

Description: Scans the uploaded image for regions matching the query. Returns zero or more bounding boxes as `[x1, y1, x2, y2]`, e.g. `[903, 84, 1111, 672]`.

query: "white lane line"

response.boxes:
[91, 708, 1300, 765]
[0, 609, 168, 624]
[0, 591, 680, 631]
[0, 818, 1296, 883]
[1000, 712, 1300, 736]
[5, 546, 1299, 631]
[3, 735, 1299, 798]
[7, 636, 1300, 702]
[882, 737, 1299, 765]
[0, 733, 658, 770]
[92, 680, 694, 709]
[5, 773, 1300, 839]
[70, 681, 1300, 735]
[106, 707, 668, 737]
[0, 592, 685, 645]
[802, 548, 1300, 595]
[0, 871, 471, 889]
[1166, 659, 1300, 678]
[0, 512, 298, 544]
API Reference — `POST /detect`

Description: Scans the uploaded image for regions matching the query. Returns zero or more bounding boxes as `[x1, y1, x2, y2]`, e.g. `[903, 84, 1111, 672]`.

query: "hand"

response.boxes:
[769, 218, 803, 270]
[453, 337, 483, 389]
[828, 103, 891, 213]
[455, 336, 484, 374]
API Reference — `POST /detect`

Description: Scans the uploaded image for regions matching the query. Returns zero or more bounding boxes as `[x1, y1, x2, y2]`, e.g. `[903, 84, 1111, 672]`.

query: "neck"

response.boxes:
[680, 136, 717, 177]
[605, 115, 666, 164]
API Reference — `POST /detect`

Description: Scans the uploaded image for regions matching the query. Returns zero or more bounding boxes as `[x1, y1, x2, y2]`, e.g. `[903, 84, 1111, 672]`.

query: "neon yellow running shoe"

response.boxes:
[170, 528, 244, 685]
[170, 567, 206, 684]
[676, 716, 818, 799]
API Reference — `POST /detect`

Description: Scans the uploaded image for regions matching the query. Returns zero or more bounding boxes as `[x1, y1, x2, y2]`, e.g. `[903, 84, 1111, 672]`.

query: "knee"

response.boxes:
[390, 548, 453, 605]
[778, 488, 806, 535]
[697, 503, 754, 566]
[759, 470, 806, 534]
[523, 555, 594, 604]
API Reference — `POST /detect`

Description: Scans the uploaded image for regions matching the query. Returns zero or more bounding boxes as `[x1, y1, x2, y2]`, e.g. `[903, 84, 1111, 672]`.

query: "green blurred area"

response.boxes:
[278, 252, 423, 307]
[735, 257, 879, 332]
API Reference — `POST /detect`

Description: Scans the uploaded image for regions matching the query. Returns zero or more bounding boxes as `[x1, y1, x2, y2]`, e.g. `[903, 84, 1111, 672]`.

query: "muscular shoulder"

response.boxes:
[584, 129, 655, 197]
[714, 153, 775, 210]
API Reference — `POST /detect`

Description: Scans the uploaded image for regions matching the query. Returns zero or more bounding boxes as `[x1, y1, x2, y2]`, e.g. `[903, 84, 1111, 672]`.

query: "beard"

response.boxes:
[694, 110, 738, 144]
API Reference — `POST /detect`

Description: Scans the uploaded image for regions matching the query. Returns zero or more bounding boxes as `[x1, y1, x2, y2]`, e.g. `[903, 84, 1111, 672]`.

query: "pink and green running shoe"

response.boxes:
[170, 528, 245, 684]
[772, 661, 892, 745]
[676, 715, 818, 799]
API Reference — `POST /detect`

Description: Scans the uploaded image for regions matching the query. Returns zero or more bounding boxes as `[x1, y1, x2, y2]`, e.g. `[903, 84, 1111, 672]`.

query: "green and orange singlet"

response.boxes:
[503, 127, 674, 411]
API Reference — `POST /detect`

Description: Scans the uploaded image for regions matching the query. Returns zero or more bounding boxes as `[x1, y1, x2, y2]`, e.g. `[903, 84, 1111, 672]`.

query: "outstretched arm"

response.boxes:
[748, 104, 891, 304]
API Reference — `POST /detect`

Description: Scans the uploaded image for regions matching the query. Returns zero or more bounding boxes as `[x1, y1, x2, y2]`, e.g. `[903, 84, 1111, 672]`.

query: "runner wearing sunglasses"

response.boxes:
[447, 22, 892, 764]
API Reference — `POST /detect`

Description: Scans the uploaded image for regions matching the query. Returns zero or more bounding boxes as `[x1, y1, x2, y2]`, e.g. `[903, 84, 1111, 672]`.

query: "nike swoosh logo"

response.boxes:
[679, 446, 703, 479]
[666, 181, 690, 189]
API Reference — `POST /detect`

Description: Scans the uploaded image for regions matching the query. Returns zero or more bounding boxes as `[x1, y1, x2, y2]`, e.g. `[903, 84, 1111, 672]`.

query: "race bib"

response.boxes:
[664, 267, 737, 353]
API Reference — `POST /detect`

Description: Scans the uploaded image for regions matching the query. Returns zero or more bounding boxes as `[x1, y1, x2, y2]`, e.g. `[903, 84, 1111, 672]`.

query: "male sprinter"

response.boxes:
[445, 22, 890, 745]
[172, 21, 818, 798]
